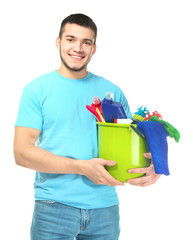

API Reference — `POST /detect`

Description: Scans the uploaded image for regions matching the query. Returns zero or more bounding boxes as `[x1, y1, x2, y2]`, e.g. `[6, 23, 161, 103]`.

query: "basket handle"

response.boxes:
[130, 125, 146, 139]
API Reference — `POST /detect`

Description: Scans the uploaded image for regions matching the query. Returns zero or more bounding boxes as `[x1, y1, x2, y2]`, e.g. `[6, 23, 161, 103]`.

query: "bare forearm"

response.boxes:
[13, 127, 124, 186]
[14, 144, 81, 174]
[14, 144, 125, 186]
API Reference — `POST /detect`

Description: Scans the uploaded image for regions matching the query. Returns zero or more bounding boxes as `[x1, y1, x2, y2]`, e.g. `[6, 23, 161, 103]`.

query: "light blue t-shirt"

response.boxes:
[15, 70, 132, 209]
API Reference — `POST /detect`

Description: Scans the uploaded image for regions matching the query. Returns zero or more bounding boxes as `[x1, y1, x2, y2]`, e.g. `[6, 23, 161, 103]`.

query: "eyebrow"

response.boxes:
[65, 35, 94, 43]
[65, 35, 75, 39]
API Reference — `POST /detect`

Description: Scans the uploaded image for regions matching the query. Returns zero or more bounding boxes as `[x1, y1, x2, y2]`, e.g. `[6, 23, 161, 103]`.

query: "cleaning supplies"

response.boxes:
[101, 92, 127, 123]
[132, 106, 149, 122]
[148, 115, 180, 142]
[87, 99, 180, 177]
[145, 111, 163, 121]
[114, 119, 132, 124]
[137, 121, 170, 175]
[96, 108, 105, 122]
[132, 106, 181, 175]
[134, 106, 150, 117]
[86, 105, 102, 122]
[91, 96, 103, 116]
[86, 96, 104, 122]
[133, 114, 145, 122]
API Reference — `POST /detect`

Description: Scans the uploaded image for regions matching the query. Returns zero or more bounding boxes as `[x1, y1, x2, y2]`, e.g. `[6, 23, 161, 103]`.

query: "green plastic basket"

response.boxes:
[97, 122, 151, 182]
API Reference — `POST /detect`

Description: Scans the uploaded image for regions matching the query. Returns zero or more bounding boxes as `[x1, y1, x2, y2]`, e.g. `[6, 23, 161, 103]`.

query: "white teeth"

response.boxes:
[71, 55, 82, 59]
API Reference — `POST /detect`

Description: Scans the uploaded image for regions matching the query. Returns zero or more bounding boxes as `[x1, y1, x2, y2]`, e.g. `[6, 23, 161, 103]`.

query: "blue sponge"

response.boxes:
[137, 121, 170, 175]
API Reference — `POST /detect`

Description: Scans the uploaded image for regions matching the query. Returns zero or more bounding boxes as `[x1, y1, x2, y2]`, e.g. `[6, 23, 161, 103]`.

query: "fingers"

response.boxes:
[144, 152, 152, 159]
[127, 160, 161, 187]
[103, 159, 117, 167]
[101, 159, 124, 186]
[87, 158, 124, 187]
[127, 174, 160, 187]
[96, 170, 124, 187]
[128, 166, 153, 174]
[126, 152, 153, 174]
[105, 173, 125, 187]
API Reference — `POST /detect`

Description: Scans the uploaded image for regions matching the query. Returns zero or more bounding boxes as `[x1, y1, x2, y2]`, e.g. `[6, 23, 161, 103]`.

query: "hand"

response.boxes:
[126, 153, 161, 187]
[79, 158, 125, 187]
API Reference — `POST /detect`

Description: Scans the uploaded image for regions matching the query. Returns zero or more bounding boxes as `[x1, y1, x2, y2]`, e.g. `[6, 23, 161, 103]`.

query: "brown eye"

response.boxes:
[84, 41, 91, 46]
[67, 38, 74, 42]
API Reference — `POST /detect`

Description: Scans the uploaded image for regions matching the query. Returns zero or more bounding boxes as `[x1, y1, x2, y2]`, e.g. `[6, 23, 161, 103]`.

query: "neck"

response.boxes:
[57, 63, 88, 79]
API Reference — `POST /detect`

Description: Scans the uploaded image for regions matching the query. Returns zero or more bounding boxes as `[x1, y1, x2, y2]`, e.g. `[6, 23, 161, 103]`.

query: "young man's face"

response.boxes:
[57, 23, 96, 72]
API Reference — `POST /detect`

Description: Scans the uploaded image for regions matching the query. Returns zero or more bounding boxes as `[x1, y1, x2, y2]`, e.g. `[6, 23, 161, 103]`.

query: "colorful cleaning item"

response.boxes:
[86, 105, 102, 122]
[137, 121, 170, 175]
[114, 119, 132, 124]
[89, 99, 179, 177]
[133, 114, 145, 122]
[91, 96, 103, 115]
[101, 92, 127, 123]
[148, 115, 180, 142]
[145, 111, 163, 121]
[134, 106, 150, 117]
[96, 108, 105, 123]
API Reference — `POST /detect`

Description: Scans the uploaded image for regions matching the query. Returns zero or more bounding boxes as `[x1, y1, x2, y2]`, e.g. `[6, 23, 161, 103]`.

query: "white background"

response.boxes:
[0, 0, 192, 239]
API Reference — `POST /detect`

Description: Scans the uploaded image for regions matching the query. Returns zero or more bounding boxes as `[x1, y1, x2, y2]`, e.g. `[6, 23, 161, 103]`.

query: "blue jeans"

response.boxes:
[30, 200, 120, 240]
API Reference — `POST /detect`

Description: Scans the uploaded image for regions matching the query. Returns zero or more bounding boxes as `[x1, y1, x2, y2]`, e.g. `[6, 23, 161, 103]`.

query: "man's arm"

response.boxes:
[14, 126, 124, 186]
[14, 126, 79, 173]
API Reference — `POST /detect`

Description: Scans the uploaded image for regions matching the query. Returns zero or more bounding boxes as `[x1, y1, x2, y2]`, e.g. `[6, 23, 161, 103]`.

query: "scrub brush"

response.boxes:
[134, 106, 150, 117]
[133, 114, 145, 122]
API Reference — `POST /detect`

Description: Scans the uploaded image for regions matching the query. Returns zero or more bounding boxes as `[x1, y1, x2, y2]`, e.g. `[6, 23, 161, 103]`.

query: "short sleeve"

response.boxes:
[116, 88, 133, 119]
[15, 85, 43, 130]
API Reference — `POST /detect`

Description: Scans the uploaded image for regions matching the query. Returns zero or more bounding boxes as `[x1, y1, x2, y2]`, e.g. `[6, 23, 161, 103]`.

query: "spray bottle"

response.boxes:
[91, 96, 103, 115]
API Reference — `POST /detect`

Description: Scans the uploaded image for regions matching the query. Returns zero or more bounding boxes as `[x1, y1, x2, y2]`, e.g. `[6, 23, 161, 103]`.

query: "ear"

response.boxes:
[92, 45, 97, 56]
[56, 37, 61, 50]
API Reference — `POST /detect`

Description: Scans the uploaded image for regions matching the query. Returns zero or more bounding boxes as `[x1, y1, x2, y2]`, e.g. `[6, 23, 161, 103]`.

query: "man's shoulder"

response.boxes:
[89, 72, 120, 90]
[24, 71, 56, 90]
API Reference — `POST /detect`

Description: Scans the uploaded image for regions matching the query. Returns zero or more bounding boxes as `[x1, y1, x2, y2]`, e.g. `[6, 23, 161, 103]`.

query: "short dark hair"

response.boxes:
[59, 13, 97, 44]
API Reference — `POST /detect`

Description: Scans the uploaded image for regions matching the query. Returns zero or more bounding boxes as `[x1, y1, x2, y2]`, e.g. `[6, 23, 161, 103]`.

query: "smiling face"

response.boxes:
[56, 23, 96, 78]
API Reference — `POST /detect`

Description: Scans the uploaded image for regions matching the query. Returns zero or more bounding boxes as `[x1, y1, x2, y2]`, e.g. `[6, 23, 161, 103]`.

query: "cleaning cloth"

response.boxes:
[137, 121, 170, 175]
[148, 115, 180, 142]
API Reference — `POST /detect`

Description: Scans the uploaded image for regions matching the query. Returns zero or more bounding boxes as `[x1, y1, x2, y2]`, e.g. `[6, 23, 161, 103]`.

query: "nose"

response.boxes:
[73, 41, 83, 53]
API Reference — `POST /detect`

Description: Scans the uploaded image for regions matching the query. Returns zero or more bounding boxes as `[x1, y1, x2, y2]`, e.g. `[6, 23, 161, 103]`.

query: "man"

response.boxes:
[14, 13, 160, 240]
